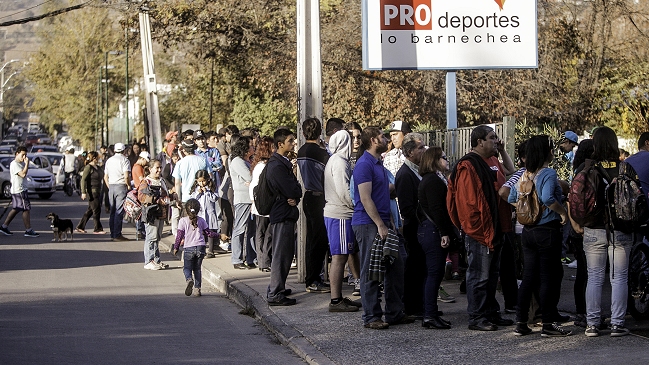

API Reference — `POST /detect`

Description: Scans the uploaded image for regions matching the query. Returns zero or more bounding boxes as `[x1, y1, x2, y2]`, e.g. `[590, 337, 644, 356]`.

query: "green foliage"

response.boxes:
[230, 88, 296, 136]
[515, 119, 572, 181]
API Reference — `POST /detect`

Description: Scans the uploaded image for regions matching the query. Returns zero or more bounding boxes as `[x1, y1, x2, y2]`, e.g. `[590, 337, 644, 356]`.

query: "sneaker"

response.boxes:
[185, 279, 194, 296]
[573, 314, 587, 328]
[219, 240, 231, 252]
[24, 229, 39, 237]
[352, 280, 361, 296]
[268, 297, 297, 306]
[451, 272, 460, 280]
[329, 299, 359, 312]
[585, 325, 600, 337]
[155, 262, 168, 270]
[364, 320, 389, 330]
[541, 323, 572, 337]
[192, 288, 202, 297]
[114, 235, 130, 242]
[0, 226, 13, 235]
[343, 297, 362, 308]
[306, 282, 331, 293]
[514, 322, 533, 336]
[144, 261, 160, 270]
[561, 257, 573, 265]
[567, 260, 578, 269]
[610, 325, 630, 337]
[438, 286, 456, 303]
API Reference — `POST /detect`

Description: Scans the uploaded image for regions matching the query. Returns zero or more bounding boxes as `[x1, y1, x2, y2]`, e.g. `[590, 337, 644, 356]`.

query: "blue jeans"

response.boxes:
[418, 220, 447, 319]
[353, 223, 406, 325]
[183, 245, 206, 288]
[108, 184, 128, 239]
[516, 221, 563, 324]
[583, 227, 633, 326]
[465, 234, 503, 325]
[144, 219, 164, 264]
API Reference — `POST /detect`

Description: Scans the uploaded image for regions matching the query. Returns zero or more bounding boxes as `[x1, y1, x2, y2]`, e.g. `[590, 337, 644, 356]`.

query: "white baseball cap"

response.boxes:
[139, 151, 151, 162]
[114, 143, 125, 152]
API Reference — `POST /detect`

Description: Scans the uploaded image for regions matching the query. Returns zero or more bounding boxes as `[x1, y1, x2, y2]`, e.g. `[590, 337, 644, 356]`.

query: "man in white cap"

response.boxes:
[383, 120, 412, 178]
[104, 142, 131, 241]
[559, 131, 579, 164]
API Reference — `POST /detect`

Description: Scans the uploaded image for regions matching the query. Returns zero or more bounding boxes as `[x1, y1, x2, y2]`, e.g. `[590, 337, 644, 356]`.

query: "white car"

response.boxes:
[0, 155, 56, 199]
[33, 152, 65, 190]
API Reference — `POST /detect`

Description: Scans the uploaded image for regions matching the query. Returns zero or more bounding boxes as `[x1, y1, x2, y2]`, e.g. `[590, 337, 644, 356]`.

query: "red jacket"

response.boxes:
[446, 155, 512, 250]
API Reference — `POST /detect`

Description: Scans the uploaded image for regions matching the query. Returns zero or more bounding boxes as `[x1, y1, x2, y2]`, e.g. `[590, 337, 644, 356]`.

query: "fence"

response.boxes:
[420, 116, 516, 165]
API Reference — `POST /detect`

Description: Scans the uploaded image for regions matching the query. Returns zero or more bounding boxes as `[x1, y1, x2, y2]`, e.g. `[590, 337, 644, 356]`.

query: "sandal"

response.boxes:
[75, 228, 86, 234]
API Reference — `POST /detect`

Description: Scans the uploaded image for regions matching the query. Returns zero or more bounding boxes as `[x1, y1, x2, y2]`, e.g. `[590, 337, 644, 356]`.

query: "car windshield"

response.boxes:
[44, 155, 62, 166]
[31, 146, 57, 152]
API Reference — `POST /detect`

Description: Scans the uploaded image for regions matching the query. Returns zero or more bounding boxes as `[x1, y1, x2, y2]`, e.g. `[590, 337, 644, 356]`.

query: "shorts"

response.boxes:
[325, 217, 357, 255]
[11, 191, 31, 211]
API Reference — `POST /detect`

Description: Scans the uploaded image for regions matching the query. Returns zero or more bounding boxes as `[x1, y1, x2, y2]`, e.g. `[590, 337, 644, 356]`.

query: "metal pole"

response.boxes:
[125, 27, 130, 145]
[100, 66, 105, 147]
[96, 67, 101, 149]
[105, 52, 109, 146]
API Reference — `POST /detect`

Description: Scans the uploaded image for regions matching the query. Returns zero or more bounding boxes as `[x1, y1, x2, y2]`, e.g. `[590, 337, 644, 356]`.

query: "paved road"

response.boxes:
[0, 193, 303, 364]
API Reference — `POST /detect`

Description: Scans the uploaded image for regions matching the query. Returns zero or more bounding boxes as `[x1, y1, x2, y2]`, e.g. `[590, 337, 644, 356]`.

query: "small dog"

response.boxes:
[46, 213, 74, 242]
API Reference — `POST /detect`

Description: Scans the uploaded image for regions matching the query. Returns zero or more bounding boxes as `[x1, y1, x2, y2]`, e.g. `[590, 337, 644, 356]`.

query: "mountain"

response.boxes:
[1, 0, 45, 61]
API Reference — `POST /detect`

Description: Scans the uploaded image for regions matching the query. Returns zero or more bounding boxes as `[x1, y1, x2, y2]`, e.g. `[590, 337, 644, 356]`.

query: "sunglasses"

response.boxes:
[441, 155, 448, 161]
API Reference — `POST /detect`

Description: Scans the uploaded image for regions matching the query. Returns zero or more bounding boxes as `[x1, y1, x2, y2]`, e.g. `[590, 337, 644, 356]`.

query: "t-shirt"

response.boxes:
[10, 160, 25, 194]
[132, 164, 145, 189]
[352, 151, 391, 226]
[177, 216, 208, 248]
[104, 154, 131, 185]
[172, 154, 207, 202]
[625, 150, 649, 208]
[297, 143, 329, 193]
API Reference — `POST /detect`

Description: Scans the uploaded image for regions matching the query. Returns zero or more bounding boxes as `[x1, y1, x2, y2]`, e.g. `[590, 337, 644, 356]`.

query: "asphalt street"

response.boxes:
[0, 193, 303, 365]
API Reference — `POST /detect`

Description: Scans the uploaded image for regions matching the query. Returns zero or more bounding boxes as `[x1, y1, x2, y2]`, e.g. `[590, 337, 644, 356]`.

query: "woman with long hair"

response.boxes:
[417, 146, 456, 329]
[508, 135, 571, 337]
[249, 136, 275, 272]
[76, 151, 105, 234]
[138, 159, 170, 270]
[578, 127, 632, 337]
[229, 136, 257, 269]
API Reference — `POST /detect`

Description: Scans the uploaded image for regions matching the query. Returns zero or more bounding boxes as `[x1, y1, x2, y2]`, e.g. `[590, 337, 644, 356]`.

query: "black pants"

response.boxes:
[403, 221, 426, 316]
[303, 192, 329, 286]
[516, 221, 563, 324]
[571, 231, 587, 314]
[77, 190, 103, 232]
[255, 215, 272, 270]
[500, 232, 519, 310]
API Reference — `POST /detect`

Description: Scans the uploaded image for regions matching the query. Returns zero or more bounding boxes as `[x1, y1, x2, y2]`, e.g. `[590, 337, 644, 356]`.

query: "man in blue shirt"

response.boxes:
[625, 132, 649, 227]
[352, 126, 411, 330]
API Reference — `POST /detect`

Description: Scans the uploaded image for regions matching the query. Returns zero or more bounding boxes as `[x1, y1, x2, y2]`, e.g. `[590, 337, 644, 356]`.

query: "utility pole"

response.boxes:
[139, 4, 162, 157]
[125, 26, 130, 145]
[296, 0, 322, 283]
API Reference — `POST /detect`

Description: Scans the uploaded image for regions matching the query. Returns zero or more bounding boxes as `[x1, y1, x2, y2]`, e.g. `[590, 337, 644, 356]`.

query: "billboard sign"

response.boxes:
[362, 0, 538, 70]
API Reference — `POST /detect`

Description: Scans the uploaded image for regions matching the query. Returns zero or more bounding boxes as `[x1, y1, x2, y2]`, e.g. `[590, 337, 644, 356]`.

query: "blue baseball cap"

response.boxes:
[562, 131, 578, 143]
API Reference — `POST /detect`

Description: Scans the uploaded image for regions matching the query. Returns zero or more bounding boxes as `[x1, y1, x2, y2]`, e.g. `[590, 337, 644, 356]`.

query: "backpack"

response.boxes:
[124, 189, 142, 221]
[569, 159, 609, 227]
[253, 163, 277, 216]
[605, 161, 649, 233]
[516, 170, 545, 225]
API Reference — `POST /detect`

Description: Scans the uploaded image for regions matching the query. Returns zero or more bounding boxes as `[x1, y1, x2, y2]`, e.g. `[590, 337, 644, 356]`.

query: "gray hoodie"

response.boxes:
[323, 130, 354, 219]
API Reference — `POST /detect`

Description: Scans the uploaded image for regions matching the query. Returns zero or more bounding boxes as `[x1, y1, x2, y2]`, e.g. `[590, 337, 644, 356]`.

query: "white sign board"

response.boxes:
[362, 0, 538, 70]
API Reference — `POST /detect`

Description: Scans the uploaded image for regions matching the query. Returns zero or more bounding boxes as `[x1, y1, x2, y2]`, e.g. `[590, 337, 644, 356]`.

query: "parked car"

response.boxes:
[24, 134, 38, 146]
[35, 133, 52, 145]
[0, 155, 56, 199]
[29, 145, 58, 153]
[0, 139, 19, 147]
[33, 152, 65, 190]
[0, 146, 15, 155]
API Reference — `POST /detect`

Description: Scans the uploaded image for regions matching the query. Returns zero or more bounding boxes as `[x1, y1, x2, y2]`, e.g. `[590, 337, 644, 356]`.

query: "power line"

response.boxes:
[0, 0, 56, 20]
[0, 1, 90, 27]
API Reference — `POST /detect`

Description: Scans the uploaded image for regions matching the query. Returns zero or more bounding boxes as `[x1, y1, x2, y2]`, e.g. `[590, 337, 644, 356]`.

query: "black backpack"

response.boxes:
[253, 164, 277, 216]
[606, 161, 649, 233]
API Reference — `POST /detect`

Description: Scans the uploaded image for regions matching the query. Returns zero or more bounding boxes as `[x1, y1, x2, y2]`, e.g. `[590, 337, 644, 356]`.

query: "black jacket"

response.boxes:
[266, 152, 302, 224]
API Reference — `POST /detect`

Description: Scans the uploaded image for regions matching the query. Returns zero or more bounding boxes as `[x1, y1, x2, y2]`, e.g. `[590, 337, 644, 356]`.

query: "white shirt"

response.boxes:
[63, 153, 77, 173]
[249, 161, 267, 217]
[104, 153, 131, 185]
[10, 160, 26, 194]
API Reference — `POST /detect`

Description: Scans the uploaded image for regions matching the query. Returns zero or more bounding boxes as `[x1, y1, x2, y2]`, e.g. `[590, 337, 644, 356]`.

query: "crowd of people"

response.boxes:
[7, 119, 646, 338]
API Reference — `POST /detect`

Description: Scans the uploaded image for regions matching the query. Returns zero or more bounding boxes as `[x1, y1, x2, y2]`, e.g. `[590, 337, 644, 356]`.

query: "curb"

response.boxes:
[159, 235, 335, 365]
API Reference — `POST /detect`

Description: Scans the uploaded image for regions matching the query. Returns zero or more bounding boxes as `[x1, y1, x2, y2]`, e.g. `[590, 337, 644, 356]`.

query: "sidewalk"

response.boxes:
[154, 230, 649, 365]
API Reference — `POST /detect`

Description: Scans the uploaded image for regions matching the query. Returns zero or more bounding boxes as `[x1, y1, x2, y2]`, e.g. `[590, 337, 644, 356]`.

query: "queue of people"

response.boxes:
[59, 122, 648, 339]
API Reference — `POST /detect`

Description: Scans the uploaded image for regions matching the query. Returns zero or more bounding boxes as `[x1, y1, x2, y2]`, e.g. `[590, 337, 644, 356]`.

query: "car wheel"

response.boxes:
[1, 182, 10, 199]
[38, 193, 53, 199]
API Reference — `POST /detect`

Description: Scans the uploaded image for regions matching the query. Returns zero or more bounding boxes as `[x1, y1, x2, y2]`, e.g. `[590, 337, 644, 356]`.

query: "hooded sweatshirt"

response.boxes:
[323, 130, 354, 219]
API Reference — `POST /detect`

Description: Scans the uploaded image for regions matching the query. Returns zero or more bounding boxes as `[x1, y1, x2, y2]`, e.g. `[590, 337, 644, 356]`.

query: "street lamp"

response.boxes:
[1, 59, 21, 138]
[97, 64, 115, 147]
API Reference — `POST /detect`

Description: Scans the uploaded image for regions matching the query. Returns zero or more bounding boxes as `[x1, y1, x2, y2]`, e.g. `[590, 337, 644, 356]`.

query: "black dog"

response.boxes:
[46, 213, 74, 242]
